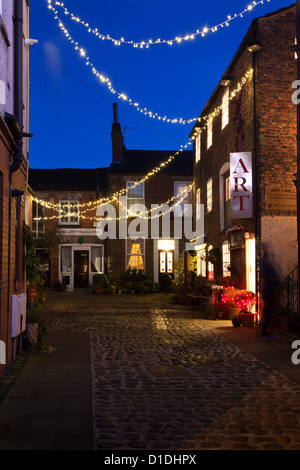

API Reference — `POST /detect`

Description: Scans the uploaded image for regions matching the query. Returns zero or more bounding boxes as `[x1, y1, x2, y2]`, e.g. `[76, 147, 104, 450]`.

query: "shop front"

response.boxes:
[59, 243, 104, 290]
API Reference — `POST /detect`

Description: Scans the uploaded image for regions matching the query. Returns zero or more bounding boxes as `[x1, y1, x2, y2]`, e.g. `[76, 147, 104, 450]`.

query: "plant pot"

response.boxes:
[240, 313, 255, 328]
[227, 307, 240, 320]
[93, 288, 103, 294]
[26, 322, 39, 345]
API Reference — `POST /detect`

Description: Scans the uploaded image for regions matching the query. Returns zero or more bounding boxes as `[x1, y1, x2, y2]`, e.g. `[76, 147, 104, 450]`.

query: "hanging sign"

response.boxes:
[230, 152, 253, 219]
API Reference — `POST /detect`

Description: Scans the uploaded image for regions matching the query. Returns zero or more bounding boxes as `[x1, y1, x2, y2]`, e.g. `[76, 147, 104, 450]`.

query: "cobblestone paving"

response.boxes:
[40, 292, 300, 450]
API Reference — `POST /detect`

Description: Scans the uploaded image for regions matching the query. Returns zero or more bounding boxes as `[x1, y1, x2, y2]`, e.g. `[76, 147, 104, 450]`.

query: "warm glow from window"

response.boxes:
[195, 132, 201, 163]
[207, 115, 213, 149]
[158, 239, 175, 251]
[222, 241, 231, 277]
[207, 178, 213, 213]
[222, 86, 230, 129]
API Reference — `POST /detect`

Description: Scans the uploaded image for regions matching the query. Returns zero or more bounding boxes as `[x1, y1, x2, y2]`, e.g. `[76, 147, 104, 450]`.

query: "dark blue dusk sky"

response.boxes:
[29, 0, 293, 170]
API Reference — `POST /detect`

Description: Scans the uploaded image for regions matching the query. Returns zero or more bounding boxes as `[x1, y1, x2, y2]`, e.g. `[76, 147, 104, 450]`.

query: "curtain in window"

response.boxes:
[126, 238, 144, 271]
[60, 246, 71, 272]
[91, 246, 103, 273]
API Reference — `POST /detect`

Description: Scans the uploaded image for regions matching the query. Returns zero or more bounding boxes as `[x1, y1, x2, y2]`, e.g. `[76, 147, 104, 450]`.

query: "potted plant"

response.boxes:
[92, 274, 109, 294]
[234, 290, 257, 327]
[221, 287, 241, 320]
[23, 223, 44, 305]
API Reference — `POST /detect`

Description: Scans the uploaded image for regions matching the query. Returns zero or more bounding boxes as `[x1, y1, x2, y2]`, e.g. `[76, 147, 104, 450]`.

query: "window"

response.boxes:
[60, 246, 72, 273]
[197, 249, 206, 277]
[207, 178, 213, 213]
[207, 115, 213, 149]
[59, 201, 80, 225]
[224, 171, 231, 229]
[32, 199, 45, 237]
[126, 182, 144, 217]
[222, 86, 230, 129]
[174, 182, 192, 211]
[222, 241, 231, 277]
[126, 238, 145, 271]
[91, 246, 104, 274]
[196, 188, 201, 221]
[207, 245, 214, 281]
[195, 132, 201, 163]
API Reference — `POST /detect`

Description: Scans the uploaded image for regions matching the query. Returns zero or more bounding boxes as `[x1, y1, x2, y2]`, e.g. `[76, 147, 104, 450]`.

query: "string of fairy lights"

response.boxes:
[45, 0, 261, 124]
[31, 66, 253, 218]
[35, 2, 258, 223]
[49, 0, 270, 48]
[32, 184, 193, 222]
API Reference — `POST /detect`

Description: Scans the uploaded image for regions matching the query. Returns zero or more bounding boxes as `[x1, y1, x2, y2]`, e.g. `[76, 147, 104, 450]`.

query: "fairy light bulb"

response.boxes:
[49, 0, 271, 49]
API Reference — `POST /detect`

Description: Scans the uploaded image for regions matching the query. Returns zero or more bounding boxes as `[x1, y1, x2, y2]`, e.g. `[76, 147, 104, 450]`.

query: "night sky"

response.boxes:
[28, 0, 293, 170]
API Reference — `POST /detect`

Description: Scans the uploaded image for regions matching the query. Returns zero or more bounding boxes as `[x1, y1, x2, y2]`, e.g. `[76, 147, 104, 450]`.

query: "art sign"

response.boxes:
[230, 152, 253, 219]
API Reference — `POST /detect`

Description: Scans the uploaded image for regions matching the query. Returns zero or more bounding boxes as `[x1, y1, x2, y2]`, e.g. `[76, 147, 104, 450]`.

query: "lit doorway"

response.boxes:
[74, 250, 89, 288]
[246, 238, 256, 294]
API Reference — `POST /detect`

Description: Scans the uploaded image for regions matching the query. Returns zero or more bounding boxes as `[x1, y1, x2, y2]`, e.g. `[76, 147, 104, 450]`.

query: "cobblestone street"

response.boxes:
[30, 291, 300, 451]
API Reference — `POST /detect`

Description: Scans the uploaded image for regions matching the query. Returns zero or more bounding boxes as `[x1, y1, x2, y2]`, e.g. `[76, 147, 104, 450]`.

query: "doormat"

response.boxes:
[146, 365, 191, 377]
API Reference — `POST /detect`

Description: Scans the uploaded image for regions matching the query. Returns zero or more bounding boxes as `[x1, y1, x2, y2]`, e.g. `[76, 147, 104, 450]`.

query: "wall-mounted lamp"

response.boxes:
[247, 43, 261, 53]
[25, 38, 38, 46]
[220, 76, 233, 87]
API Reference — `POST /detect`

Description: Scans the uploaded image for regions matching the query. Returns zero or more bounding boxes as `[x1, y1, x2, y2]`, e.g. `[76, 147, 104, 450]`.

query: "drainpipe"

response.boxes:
[247, 40, 261, 319]
[295, 0, 300, 338]
[5, 0, 24, 362]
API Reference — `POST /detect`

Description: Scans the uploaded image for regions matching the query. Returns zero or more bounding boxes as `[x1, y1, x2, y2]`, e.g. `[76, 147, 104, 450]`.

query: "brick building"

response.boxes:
[29, 103, 193, 289]
[28, 168, 107, 291]
[190, 5, 297, 309]
[0, 0, 31, 373]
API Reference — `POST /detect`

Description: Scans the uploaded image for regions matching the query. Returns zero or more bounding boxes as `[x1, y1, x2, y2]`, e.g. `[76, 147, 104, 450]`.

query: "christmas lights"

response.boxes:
[50, 0, 270, 49]
[31, 141, 192, 211]
[46, 1, 253, 125]
[46, 1, 196, 125]
[32, 184, 193, 222]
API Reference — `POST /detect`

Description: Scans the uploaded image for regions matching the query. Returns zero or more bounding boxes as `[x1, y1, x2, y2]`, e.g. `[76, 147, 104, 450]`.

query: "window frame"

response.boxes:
[32, 199, 45, 237]
[126, 237, 145, 272]
[207, 115, 213, 149]
[222, 86, 230, 130]
[207, 178, 213, 213]
[58, 200, 80, 225]
[174, 181, 193, 212]
[126, 181, 145, 217]
[222, 241, 231, 277]
[195, 132, 201, 163]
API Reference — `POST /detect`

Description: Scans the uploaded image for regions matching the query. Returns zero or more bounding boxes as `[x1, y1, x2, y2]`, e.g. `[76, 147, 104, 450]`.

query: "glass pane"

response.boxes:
[91, 246, 103, 273]
[60, 202, 69, 222]
[127, 182, 144, 199]
[61, 246, 71, 272]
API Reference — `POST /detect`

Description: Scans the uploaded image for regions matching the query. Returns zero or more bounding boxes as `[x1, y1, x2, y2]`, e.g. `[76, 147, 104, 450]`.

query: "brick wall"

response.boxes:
[192, 5, 297, 284]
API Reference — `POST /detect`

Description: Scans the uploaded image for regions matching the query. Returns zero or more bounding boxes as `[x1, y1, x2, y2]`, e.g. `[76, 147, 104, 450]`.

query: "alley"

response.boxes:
[1, 291, 300, 451]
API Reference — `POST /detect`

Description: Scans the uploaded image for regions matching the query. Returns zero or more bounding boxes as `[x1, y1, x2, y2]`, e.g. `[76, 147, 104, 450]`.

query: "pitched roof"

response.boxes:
[109, 149, 193, 175]
[28, 168, 108, 192]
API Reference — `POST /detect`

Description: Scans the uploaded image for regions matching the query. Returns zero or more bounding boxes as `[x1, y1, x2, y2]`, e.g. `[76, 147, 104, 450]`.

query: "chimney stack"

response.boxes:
[111, 103, 124, 163]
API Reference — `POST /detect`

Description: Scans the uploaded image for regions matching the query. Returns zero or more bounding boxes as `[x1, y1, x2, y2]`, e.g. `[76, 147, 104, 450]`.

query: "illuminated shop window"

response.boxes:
[222, 241, 231, 277]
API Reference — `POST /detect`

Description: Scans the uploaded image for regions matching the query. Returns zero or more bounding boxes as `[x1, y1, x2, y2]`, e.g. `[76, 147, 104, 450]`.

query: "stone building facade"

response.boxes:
[190, 5, 297, 306]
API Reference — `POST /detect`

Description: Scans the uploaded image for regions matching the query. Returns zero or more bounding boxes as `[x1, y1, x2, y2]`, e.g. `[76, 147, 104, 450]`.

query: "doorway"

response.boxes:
[159, 250, 174, 284]
[74, 250, 89, 288]
[246, 238, 256, 294]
